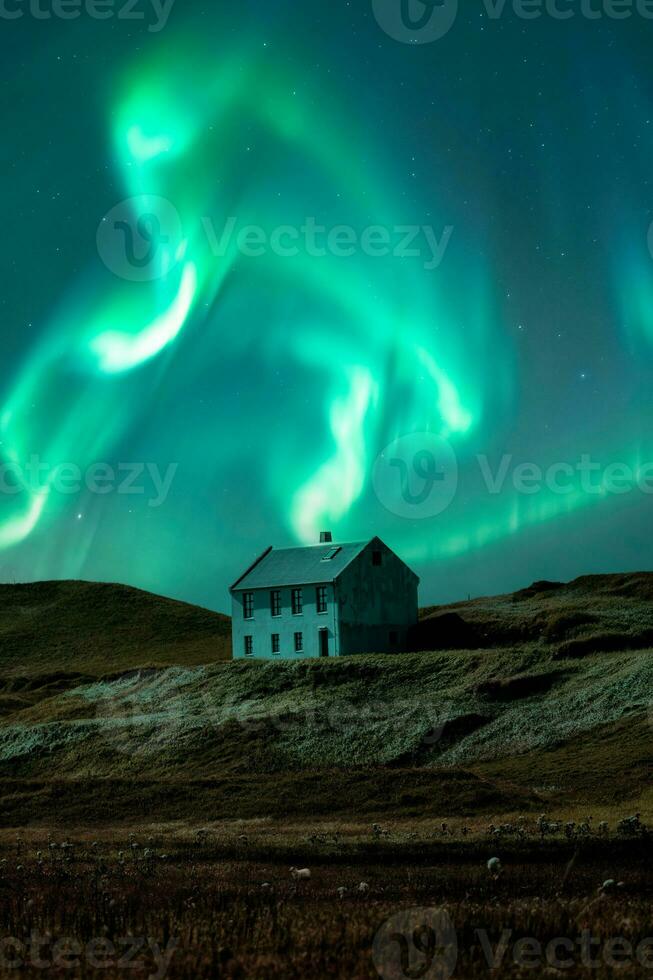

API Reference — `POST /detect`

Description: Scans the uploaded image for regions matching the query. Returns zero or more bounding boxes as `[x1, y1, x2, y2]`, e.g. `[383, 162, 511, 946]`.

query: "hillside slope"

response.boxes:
[0, 572, 651, 825]
[0, 580, 230, 680]
[421, 571, 653, 653]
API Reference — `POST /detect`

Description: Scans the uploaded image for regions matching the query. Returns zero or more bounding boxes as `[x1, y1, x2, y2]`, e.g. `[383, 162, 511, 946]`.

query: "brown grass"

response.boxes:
[0, 826, 651, 978]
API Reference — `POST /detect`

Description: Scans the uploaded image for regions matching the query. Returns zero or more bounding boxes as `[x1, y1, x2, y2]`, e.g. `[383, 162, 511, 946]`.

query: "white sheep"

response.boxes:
[290, 867, 311, 880]
[357, 881, 370, 894]
[487, 857, 502, 876]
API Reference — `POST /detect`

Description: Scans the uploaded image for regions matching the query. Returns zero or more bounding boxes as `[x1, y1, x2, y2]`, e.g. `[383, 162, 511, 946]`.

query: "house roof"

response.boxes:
[231, 540, 371, 591]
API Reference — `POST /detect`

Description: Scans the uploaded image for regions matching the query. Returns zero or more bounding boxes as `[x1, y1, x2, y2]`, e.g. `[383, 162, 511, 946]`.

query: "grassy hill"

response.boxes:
[0, 580, 230, 724]
[0, 580, 231, 679]
[420, 571, 653, 653]
[0, 573, 651, 826]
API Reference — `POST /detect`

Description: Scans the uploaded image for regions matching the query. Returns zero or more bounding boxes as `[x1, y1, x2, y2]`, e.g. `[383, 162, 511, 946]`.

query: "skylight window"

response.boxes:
[321, 546, 341, 561]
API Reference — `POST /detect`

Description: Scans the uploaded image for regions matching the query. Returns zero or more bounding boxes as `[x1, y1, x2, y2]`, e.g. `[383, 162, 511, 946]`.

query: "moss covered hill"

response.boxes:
[0, 580, 230, 681]
[0, 574, 651, 826]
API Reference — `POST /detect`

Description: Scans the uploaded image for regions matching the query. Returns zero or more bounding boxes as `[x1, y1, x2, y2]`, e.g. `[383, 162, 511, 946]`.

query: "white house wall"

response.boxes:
[232, 584, 338, 659]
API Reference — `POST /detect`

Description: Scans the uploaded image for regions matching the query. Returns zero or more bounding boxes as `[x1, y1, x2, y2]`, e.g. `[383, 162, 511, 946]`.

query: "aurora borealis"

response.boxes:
[3, 3, 653, 609]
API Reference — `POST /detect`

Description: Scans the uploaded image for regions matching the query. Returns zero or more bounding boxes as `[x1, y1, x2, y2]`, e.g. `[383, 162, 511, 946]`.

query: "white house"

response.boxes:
[230, 533, 419, 659]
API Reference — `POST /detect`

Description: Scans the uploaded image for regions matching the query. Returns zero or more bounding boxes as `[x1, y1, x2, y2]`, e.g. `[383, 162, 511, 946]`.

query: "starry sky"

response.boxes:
[3, 1, 653, 612]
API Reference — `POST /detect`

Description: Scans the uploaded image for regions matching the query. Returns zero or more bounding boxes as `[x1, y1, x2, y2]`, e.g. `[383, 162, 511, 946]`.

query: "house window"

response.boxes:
[321, 546, 341, 562]
[372, 550, 382, 566]
[270, 590, 281, 617]
[294, 631, 303, 653]
[244, 636, 253, 656]
[316, 586, 328, 614]
[291, 588, 303, 615]
[271, 633, 280, 654]
[243, 592, 254, 619]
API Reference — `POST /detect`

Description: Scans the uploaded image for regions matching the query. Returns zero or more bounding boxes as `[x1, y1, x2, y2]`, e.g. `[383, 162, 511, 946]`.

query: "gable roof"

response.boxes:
[230, 540, 371, 591]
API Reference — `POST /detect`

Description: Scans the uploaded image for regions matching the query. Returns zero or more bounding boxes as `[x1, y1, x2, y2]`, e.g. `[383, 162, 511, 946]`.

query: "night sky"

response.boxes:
[3, 1, 653, 612]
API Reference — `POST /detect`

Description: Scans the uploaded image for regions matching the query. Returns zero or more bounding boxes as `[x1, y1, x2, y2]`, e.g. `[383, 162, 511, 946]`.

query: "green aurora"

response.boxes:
[3, 5, 653, 608]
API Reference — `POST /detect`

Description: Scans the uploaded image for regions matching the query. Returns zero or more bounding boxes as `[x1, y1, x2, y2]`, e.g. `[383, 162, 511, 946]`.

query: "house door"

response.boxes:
[318, 628, 329, 658]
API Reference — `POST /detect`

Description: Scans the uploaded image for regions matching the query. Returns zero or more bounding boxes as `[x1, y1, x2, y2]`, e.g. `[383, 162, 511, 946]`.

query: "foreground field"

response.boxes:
[0, 822, 651, 978]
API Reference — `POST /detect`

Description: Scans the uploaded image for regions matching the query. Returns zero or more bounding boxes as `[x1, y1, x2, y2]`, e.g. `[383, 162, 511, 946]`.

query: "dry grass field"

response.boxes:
[0, 819, 651, 978]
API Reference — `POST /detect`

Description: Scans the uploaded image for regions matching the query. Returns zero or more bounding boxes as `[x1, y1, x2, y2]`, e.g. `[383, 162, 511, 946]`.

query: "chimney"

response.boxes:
[319, 531, 333, 544]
